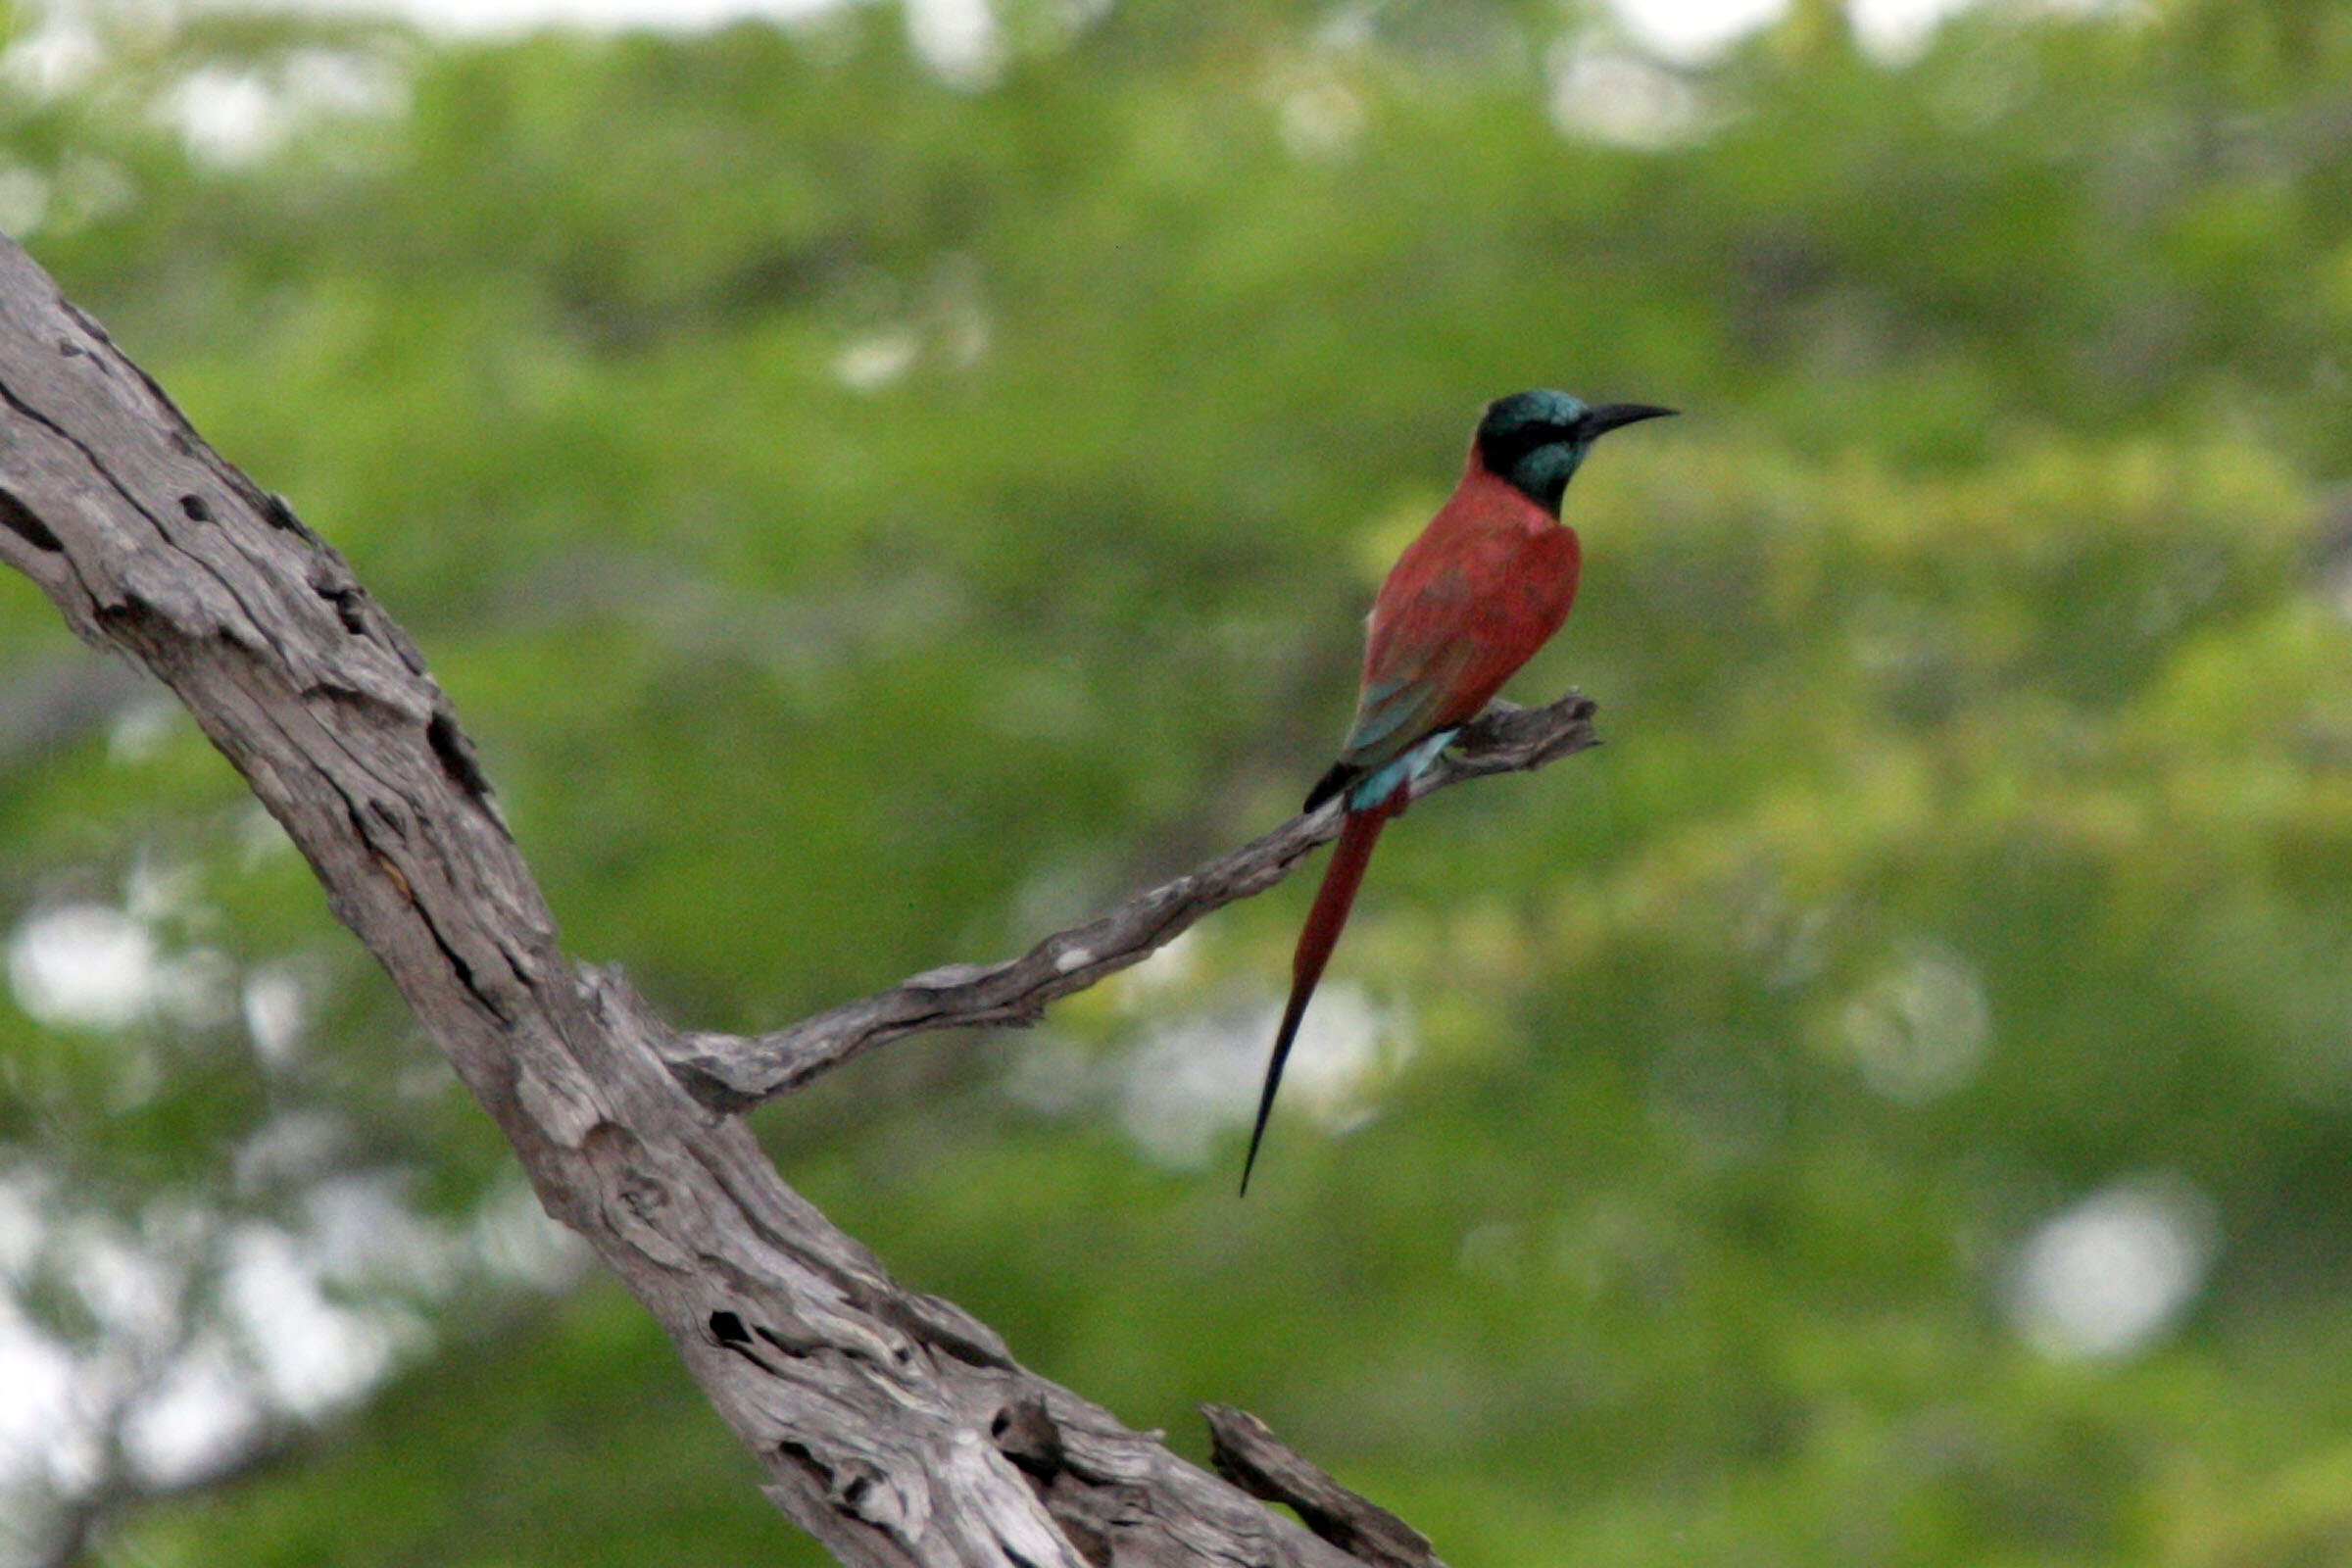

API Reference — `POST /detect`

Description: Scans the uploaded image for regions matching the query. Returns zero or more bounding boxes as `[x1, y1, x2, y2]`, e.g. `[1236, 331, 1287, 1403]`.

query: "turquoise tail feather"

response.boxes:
[1347, 727, 1457, 810]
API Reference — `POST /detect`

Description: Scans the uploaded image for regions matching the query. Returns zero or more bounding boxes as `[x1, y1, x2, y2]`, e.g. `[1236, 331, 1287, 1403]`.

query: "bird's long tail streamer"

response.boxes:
[1239, 797, 1401, 1195]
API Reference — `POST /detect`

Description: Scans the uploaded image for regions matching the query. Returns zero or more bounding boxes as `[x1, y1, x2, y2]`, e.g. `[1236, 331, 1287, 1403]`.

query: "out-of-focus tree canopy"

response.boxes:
[5, 0, 2352, 1562]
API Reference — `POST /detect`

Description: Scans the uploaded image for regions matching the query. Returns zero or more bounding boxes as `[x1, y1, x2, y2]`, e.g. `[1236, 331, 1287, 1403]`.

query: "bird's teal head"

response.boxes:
[1475, 389, 1676, 514]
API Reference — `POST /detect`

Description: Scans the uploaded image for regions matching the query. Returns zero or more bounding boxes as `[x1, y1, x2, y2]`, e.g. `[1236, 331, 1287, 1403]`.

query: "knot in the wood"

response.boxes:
[990, 1395, 1064, 1479]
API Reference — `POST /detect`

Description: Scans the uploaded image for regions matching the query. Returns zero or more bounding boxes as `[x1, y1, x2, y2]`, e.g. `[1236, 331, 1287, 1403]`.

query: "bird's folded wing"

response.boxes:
[1339, 662, 1466, 774]
[1342, 555, 1520, 771]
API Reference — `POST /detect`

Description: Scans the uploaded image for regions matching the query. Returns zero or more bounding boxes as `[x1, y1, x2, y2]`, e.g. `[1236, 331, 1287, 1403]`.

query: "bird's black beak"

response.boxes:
[1579, 403, 1678, 439]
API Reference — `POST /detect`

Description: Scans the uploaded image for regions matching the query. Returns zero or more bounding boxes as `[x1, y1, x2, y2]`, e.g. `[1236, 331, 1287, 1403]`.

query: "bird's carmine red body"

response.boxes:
[1358, 458, 1583, 754]
[1240, 389, 1672, 1193]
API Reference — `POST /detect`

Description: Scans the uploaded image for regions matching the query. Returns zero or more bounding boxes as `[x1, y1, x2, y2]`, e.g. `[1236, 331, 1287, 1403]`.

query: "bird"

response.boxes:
[1238, 389, 1675, 1194]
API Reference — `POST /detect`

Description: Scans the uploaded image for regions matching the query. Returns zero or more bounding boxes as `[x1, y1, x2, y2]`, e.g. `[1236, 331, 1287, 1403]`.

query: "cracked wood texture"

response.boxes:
[0, 233, 1596, 1568]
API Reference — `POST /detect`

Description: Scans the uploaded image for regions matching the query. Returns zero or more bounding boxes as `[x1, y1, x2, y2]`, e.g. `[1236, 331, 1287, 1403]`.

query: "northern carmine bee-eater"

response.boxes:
[1239, 389, 1674, 1194]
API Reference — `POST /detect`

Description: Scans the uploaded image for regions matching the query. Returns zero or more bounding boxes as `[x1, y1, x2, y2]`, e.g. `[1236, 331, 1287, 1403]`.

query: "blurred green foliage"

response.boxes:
[6, 0, 2352, 1563]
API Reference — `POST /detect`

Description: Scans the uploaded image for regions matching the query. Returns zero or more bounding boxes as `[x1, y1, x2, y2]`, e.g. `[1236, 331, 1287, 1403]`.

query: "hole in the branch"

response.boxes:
[179, 493, 213, 523]
[316, 581, 367, 635]
[0, 489, 60, 552]
[428, 709, 495, 799]
[94, 592, 155, 630]
[992, 1396, 1065, 1479]
[709, 1310, 751, 1347]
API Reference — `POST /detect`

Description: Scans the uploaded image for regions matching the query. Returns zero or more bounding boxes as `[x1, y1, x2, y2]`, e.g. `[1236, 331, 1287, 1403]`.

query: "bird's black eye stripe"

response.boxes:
[1482, 420, 1571, 466]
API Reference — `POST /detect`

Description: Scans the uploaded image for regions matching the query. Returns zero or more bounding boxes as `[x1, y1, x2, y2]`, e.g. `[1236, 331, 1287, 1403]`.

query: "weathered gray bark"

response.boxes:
[0, 234, 1593, 1568]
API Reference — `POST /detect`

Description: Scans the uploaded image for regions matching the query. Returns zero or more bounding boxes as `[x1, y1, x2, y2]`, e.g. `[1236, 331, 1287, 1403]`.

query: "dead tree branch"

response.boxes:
[0, 234, 1594, 1568]
[1204, 1405, 1446, 1568]
[664, 693, 1596, 1111]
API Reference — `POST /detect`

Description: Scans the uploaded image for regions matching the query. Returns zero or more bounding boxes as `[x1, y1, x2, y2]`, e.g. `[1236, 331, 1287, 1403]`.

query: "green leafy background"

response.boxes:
[6, 0, 2352, 1563]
